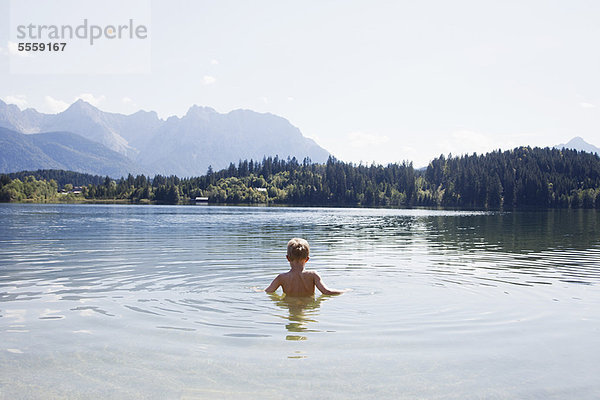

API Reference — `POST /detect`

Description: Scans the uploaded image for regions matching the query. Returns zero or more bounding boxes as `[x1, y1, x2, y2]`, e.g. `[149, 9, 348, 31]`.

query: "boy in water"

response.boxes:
[265, 238, 345, 296]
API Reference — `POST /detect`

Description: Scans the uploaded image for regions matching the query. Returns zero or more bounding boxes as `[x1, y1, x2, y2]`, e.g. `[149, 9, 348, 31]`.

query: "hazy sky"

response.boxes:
[1, 0, 600, 167]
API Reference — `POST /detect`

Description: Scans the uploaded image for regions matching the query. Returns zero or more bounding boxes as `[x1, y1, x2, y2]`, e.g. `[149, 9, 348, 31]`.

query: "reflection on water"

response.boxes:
[268, 293, 330, 340]
[419, 211, 600, 287]
[424, 210, 600, 252]
[0, 204, 599, 399]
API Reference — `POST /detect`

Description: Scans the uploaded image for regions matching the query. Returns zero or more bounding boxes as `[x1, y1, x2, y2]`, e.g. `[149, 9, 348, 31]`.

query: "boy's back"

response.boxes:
[270, 270, 319, 297]
[265, 238, 345, 297]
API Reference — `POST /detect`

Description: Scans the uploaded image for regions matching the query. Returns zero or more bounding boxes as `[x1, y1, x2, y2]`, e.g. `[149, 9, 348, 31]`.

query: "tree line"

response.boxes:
[2, 146, 600, 209]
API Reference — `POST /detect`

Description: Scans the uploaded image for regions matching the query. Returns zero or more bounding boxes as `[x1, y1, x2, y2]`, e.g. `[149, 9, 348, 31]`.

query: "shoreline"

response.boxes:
[2, 199, 598, 213]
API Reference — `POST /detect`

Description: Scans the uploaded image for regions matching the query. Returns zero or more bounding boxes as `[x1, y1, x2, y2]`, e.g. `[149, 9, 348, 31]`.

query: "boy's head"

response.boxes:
[287, 238, 310, 261]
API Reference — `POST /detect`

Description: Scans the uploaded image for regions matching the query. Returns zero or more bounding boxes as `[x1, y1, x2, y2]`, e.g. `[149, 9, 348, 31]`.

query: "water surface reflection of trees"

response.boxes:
[423, 209, 600, 253]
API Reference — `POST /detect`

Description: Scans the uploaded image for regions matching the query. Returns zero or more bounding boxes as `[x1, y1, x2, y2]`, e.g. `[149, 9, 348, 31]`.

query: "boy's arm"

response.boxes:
[313, 272, 344, 295]
[265, 274, 282, 293]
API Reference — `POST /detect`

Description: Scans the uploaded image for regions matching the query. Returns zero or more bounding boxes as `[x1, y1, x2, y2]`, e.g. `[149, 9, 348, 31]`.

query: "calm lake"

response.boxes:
[1, 204, 599, 399]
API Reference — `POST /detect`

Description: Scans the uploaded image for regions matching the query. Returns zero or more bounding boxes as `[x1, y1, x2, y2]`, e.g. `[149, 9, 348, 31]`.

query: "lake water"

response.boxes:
[1, 204, 599, 399]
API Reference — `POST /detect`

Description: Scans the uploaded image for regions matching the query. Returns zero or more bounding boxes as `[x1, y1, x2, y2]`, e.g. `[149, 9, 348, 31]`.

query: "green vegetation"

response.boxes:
[2, 146, 600, 209]
[425, 147, 600, 209]
[6, 169, 105, 188]
[0, 174, 59, 203]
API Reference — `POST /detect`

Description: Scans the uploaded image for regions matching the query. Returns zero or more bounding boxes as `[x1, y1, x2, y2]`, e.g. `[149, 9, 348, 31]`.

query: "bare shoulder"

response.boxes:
[277, 271, 293, 282]
[306, 270, 321, 279]
[275, 272, 287, 281]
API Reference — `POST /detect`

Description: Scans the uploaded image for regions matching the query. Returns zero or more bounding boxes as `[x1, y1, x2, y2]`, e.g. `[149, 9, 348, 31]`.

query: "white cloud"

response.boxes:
[287, 96, 295, 101]
[7, 41, 33, 58]
[44, 96, 70, 113]
[451, 130, 500, 153]
[396, 145, 418, 157]
[436, 129, 521, 158]
[1, 95, 28, 108]
[348, 131, 390, 148]
[76, 93, 106, 107]
[452, 130, 493, 145]
[259, 96, 269, 104]
[121, 96, 139, 109]
[7, 42, 18, 54]
[210, 59, 219, 65]
[580, 102, 596, 109]
[202, 75, 216, 85]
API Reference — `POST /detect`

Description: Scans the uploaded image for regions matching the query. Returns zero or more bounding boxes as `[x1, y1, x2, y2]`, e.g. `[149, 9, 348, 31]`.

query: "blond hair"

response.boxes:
[287, 238, 310, 260]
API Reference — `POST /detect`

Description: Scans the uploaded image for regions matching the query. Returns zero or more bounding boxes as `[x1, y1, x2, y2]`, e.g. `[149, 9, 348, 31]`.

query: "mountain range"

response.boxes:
[1, 98, 599, 178]
[0, 99, 329, 177]
[555, 136, 600, 155]
[0, 127, 141, 177]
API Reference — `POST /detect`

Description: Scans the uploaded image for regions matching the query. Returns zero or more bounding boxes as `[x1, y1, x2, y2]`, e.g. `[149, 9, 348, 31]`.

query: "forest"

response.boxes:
[2, 146, 600, 209]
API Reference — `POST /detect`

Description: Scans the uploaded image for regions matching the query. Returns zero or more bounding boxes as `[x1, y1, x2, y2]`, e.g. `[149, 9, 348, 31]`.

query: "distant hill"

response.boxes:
[0, 127, 142, 177]
[555, 136, 600, 154]
[136, 106, 329, 176]
[6, 169, 105, 188]
[0, 99, 330, 177]
[4, 146, 599, 209]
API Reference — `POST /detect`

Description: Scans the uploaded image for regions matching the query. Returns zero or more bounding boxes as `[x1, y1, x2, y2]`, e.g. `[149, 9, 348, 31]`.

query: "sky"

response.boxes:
[1, 0, 600, 167]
